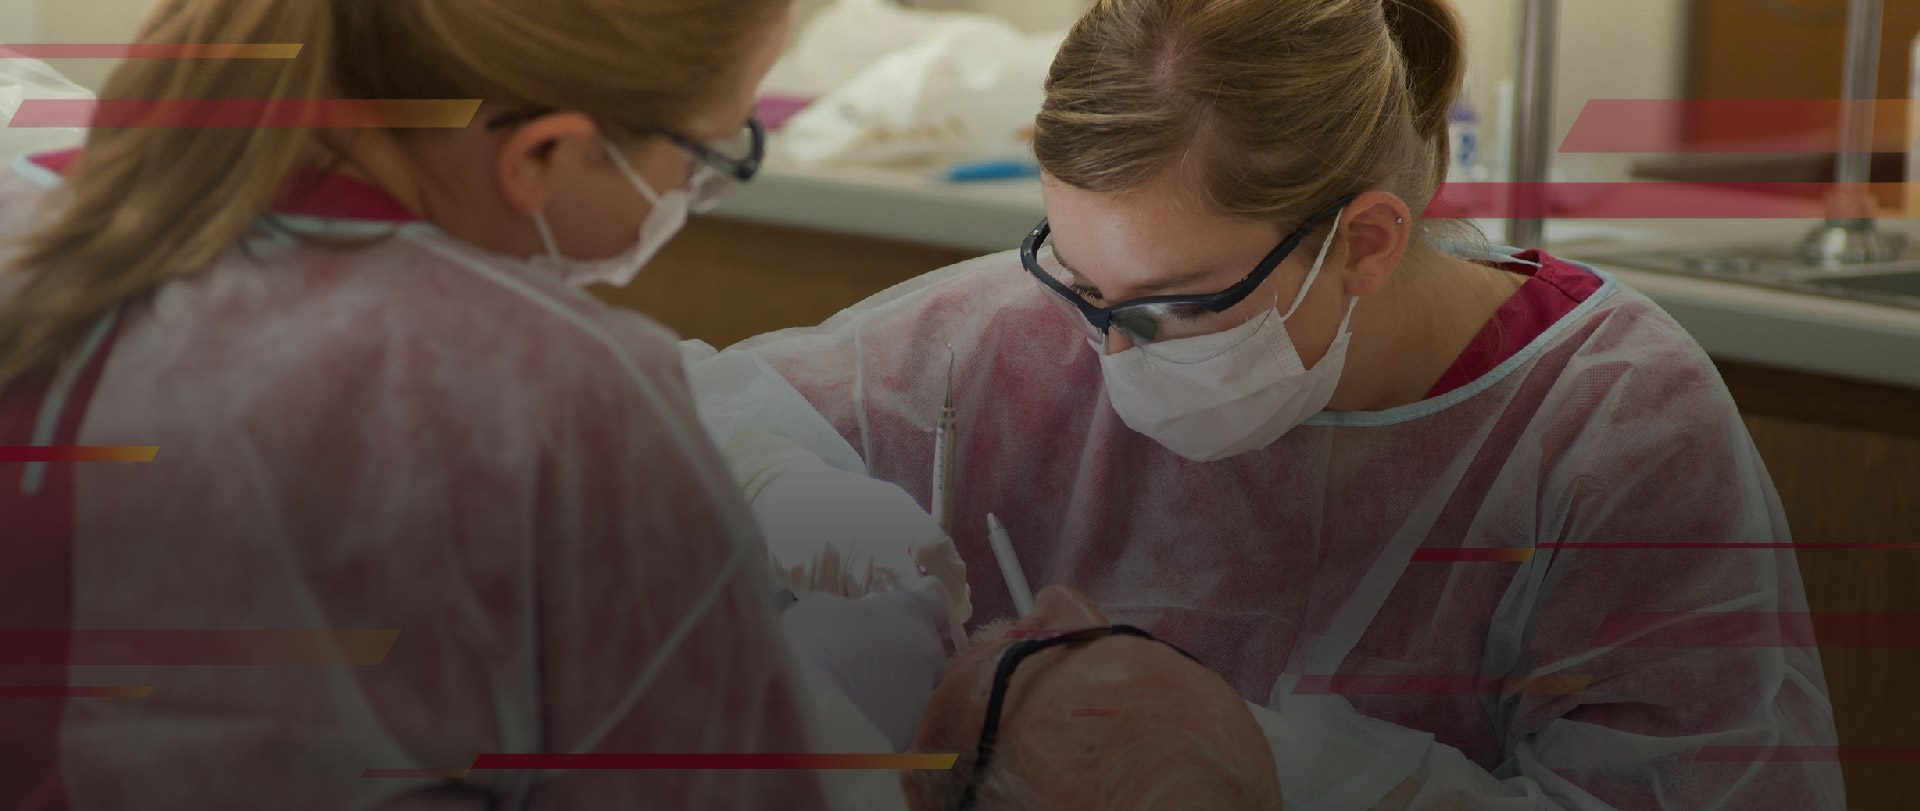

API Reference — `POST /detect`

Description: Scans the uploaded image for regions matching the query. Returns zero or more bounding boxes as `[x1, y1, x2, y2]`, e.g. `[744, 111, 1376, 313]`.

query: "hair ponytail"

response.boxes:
[0, 0, 788, 391]
[1035, 0, 1474, 247]
[1382, 0, 1468, 185]
[0, 0, 335, 388]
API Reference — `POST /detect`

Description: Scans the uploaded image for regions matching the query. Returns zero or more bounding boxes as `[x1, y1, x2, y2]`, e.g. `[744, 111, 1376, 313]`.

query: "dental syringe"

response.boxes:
[931, 344, 957, 538]
[930, 344, 967, 651]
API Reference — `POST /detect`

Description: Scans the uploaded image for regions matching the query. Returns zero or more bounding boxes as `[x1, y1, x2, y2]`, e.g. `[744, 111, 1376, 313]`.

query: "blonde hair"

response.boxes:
[1034, 0, 1468, 238]
[0, 0, 786, 388]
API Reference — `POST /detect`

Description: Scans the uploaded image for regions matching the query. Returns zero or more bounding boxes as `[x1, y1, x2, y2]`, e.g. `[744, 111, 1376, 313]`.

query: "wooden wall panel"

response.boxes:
[1690, 0, 1920, 112]
[1683, 0, 1920, 208]
[1741, 415, 1920, 811]
[590, 217, 981, 350]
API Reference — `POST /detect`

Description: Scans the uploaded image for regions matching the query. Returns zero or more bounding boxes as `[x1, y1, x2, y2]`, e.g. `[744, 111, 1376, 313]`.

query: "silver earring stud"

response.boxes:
[1396, 217, 1405, 224]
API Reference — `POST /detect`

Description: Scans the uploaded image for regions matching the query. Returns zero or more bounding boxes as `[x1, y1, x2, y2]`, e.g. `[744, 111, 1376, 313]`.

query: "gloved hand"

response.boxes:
[724, 432, 973, 637]
[782, 577, 953, 752]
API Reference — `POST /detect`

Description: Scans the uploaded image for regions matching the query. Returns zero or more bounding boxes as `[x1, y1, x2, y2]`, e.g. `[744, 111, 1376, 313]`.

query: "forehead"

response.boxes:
[972, 633, 1186, 699]
[1038, 176, 1283, 282]
[685, 11, 790, 141]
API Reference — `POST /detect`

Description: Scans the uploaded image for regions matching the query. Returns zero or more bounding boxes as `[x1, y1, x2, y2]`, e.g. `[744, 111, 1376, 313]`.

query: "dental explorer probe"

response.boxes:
[931, 345, 957, 538]
[928, 344, 967, 651]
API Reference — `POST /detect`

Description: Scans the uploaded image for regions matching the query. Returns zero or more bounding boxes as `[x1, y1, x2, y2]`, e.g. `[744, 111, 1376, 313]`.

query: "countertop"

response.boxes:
[710, 162, 1920, 390]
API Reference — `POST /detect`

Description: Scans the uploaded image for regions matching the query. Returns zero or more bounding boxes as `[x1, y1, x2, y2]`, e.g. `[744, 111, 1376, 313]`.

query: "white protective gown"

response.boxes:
[702, 248, 1845, 810]
[0, 155, 837, 810]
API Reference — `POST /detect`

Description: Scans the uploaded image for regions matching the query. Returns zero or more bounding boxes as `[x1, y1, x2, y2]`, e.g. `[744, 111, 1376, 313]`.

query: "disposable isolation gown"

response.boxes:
[0, 154, 832, 810]
[707, 249, 1845, 810]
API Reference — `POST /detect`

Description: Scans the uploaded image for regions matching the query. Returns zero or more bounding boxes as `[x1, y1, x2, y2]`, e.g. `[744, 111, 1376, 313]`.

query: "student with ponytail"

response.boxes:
[0, 0, 943, 807]
[712, 0, 1845, 807]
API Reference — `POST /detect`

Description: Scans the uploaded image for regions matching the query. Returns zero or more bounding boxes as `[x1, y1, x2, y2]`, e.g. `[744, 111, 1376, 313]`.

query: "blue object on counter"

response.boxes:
[945, 159, 1042, 183]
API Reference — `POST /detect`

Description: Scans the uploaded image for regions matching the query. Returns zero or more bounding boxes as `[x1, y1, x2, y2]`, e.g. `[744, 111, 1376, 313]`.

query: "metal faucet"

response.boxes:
[1507, 0, 1559, 250]
[1799, 0, 1908, 266]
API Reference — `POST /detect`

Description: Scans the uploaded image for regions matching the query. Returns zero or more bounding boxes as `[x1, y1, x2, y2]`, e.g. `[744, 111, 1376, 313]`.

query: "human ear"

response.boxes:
[492, 111, 601, 216]
[1337, 192, 1414, 297]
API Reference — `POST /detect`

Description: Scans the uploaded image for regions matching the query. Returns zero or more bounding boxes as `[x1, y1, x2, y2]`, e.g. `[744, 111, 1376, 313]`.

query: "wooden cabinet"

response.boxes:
[1666, 0, 1920, 214]
[593, 217, 977, 351]
[1689, 0, 1920, 143]
[1720, 361, 1920, 811]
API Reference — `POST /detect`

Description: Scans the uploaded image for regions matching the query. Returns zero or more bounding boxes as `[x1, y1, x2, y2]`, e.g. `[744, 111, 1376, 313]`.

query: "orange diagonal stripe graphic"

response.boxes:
[0, 629, 401, 666]
[10, 99, 482, 129]
[0, 686, 155, 698]
[467, 754, 959, 770]
[0, 44, 303, 59]
[0, 446, 157, 462]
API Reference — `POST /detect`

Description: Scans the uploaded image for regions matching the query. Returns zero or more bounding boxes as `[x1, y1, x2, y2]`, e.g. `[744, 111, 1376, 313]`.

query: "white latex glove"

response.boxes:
[782, 577, 952, 752]
[725, 432, 974, 636]
[797, 671, 913, 810]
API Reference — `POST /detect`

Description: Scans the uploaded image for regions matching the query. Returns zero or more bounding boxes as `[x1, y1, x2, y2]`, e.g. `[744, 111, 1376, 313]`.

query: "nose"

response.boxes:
[1010, 585, 1106, 636]
[1103, 329, 1135, 356]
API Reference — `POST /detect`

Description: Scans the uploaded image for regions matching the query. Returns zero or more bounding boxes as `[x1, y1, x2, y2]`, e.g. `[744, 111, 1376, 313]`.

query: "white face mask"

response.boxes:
[1098, 209, 1357, 462]
[532, 137, 691, 289]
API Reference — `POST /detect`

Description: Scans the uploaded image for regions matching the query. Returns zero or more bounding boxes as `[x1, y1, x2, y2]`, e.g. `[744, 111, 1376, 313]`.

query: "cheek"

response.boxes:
[633, 139, 694, 196]
[547, 179, 650, 257]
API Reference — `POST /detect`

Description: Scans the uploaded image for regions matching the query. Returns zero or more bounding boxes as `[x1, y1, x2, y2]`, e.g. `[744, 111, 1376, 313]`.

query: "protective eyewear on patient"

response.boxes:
[958, 625, 1204, 810]
[1021, 194, 1359, 361]
[485, 112, 765, 212]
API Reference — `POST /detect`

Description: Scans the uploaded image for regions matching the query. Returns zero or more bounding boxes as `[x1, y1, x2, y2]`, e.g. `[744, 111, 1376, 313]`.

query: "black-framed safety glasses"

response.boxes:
[486, 111, 766, 212]
[958, 625, 1205, 810]
[1021, 193, 1359, 358]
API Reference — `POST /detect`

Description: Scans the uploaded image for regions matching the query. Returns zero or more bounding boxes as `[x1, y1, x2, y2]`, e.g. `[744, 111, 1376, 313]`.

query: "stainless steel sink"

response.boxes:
[1598, 246, 1920, 310]
[1812, 271, 1920, 300]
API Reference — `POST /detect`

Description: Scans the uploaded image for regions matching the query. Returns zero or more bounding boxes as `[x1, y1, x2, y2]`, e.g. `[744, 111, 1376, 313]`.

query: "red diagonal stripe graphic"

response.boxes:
[0, 630, 400, 665]
[1423, 183, 1908, 219]
[1590, 613, 1920, 649]
[1562, 100, 1915, 154]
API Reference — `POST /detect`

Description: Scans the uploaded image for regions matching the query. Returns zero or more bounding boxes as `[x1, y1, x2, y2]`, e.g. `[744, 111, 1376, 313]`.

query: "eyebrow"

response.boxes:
[1052, 242, 1235, 301]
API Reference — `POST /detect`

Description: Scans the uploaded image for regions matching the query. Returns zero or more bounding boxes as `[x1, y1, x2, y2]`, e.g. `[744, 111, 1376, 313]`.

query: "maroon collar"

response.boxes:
[1425, 252, 1605, 400]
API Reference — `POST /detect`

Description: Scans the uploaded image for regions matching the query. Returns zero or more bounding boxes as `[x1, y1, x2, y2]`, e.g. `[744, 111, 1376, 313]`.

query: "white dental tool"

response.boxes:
[928, 345, 969, 651]
[931, 345, 957, 537]
[986, 513, 1034, 616]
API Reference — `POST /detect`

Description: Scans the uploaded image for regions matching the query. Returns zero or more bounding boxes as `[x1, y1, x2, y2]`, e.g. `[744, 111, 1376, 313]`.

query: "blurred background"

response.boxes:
[4, 1, 1918, 806]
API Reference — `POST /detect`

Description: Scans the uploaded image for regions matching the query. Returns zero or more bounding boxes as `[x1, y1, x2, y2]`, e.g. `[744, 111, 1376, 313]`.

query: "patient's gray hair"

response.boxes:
[904, 727, 1276, 810]
[903, 749, 1037, 811]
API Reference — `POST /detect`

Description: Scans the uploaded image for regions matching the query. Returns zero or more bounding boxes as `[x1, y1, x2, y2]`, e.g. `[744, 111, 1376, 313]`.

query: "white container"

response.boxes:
[977, 0, 1089, 32]
[1449, 97, 1490, 182]
[905, 0, 1088, 32]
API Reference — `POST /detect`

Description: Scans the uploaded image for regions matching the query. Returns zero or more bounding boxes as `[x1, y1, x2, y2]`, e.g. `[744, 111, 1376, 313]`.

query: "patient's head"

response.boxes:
[904, 586, 1281, 810]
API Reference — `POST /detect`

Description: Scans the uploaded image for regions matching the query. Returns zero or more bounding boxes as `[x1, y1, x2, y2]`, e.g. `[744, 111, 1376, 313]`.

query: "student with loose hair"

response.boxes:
[0, 0, 924, 807]
[717, 0, 1845, 806]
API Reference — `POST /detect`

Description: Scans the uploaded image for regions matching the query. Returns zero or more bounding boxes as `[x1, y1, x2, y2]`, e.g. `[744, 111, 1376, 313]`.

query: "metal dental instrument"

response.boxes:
[931, 344, 958, 538]
[928, 344, 969, 651]
[987, 513, 1035, 617]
